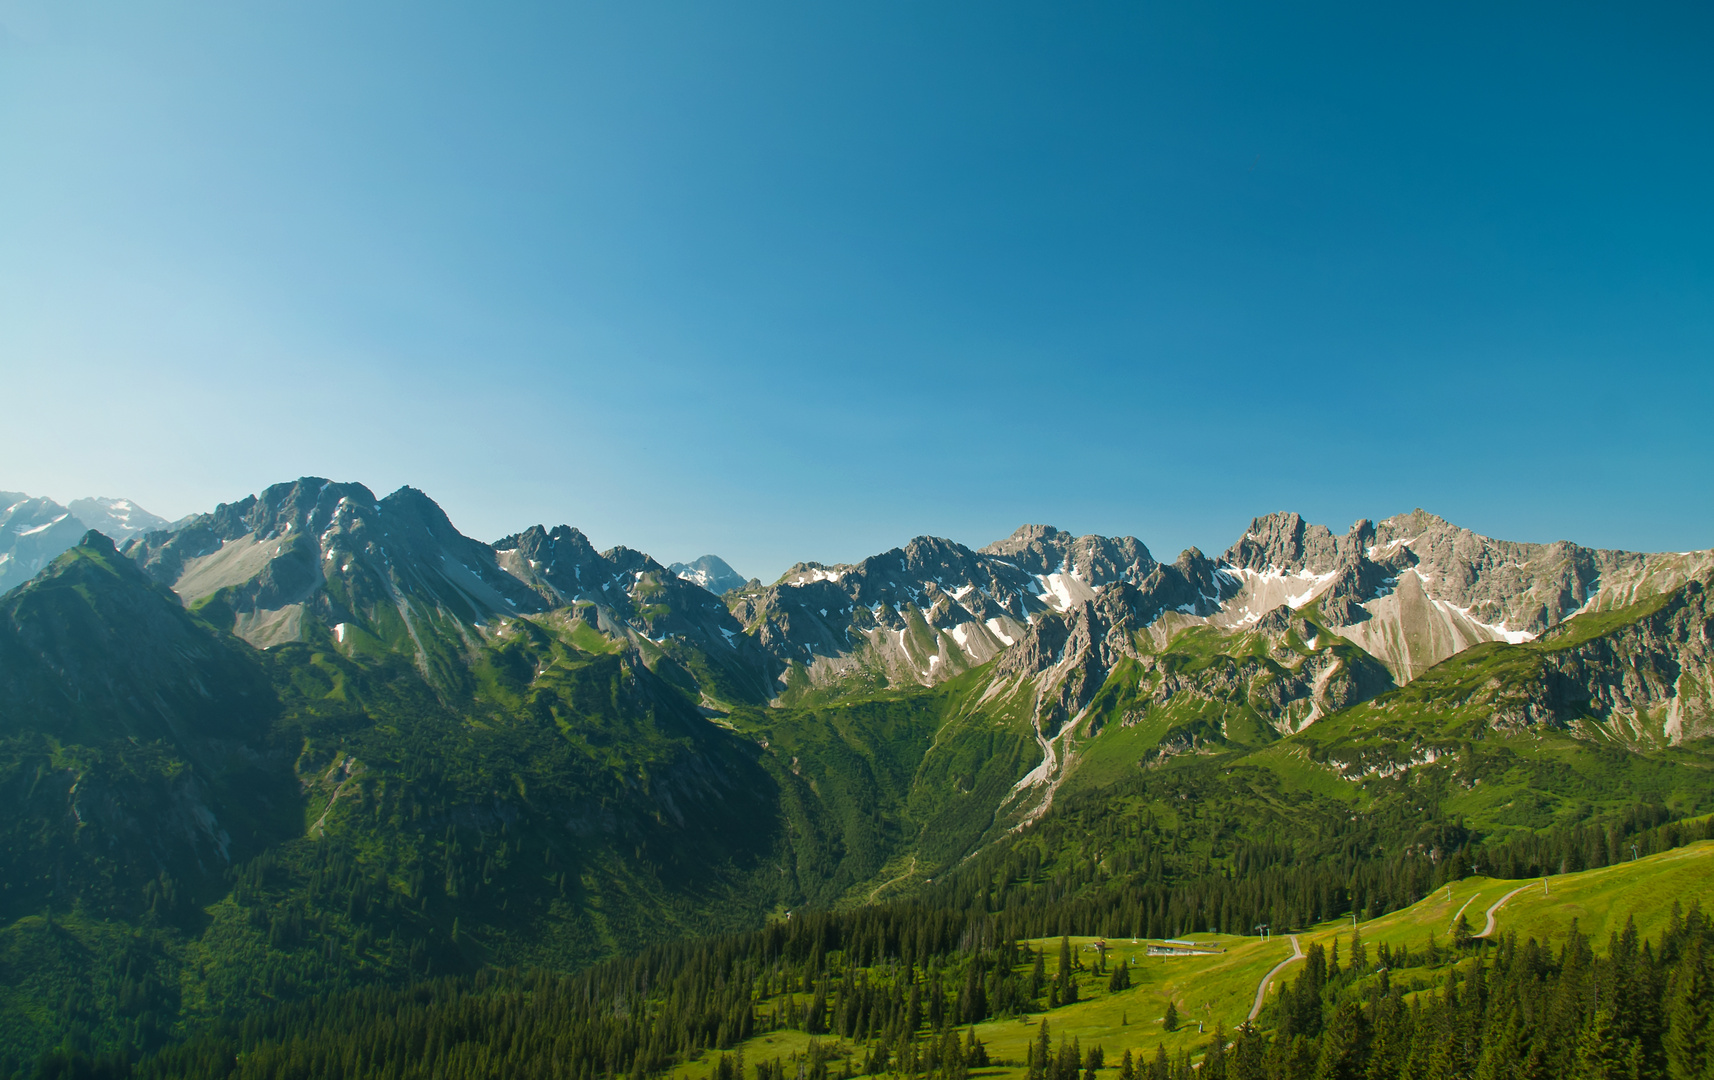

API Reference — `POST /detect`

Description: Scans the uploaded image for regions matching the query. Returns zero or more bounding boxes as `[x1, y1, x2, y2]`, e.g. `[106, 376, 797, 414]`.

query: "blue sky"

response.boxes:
[2, 2, 1710, 580]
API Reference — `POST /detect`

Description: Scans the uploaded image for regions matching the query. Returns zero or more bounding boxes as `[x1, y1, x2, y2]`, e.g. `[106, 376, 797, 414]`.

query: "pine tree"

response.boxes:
[1472, 1004, 1534, 1080]
[1572, 1008, 1631, 1080]
[964, 1027, 989, 1069]
[1664, 934, 1711, 1080]
[1230, 1023, 1265, 1080]
[1453, 914, 1474, 951]
[1056, 1036, 1080, 1080]
[808, 982, 829, 1035]
[1163, 1000, 1178, 1033]
[1148, 1044, 1169, 1080]
[1309, 1001, 1368, 1080]
[1201, 1023, 1228, 1080]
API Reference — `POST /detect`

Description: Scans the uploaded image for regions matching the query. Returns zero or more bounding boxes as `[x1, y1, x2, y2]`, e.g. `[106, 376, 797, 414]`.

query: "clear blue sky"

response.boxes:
[3, 2, 1710, 580]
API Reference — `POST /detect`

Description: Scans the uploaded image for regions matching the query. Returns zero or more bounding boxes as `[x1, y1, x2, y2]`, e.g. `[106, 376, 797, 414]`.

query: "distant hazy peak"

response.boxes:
[669, 555, 746, 596]
[0, 491, 163, 595]
[66, 496, 170, 541]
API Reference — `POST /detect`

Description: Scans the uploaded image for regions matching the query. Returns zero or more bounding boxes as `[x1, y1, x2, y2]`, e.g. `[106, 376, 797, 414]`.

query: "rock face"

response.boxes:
[125, 480, 547, 669]
[1527, 581, 1714, 743]
[497, 527, 774, 700]
[996, 591, 1392, 744]
[0, 492, 167, 594]
[723, 527, 1236, 694]
[118, 479, 774, 700]
[978, 525, 1158, 585]
[1320, 572, 1714, 766]
[1217, 509, 1714, 681]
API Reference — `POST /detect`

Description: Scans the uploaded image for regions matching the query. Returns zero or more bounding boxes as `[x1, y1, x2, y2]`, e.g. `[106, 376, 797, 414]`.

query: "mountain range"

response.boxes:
[2, 475, 1712, 1068]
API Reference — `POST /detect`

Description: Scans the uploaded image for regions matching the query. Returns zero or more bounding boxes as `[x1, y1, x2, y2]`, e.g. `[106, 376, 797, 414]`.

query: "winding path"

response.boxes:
[1248, 935, 1304, 1021]
[866, 855, 919, 903]
[1450, 894, 1476, 926]
[1477, 883, 1540, 938]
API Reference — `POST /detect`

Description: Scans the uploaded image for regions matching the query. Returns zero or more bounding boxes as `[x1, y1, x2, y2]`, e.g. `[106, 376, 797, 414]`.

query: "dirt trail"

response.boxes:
[1450, 894, 1476, 925]
[1248, 935, 1304, 1021]
[867, 855, 918, 903]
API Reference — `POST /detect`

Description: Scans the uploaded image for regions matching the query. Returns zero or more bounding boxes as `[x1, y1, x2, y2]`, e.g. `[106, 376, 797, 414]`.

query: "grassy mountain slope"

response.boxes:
[0, 532, 291, 923]
[0, 538, 1046, 1069]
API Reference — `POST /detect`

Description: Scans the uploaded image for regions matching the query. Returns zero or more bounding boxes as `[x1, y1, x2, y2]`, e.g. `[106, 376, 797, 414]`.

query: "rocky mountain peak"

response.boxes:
[668, 555, 746, 596]
[78, 529, 118, 554]
[985, 523, 1065, 549]
[981, 524, 1155, 583]
[1224, 511, 1339, 572]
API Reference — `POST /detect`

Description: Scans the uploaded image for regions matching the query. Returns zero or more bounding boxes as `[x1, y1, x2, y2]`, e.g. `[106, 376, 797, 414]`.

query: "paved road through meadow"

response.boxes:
[1248, 935, 1304, 1021]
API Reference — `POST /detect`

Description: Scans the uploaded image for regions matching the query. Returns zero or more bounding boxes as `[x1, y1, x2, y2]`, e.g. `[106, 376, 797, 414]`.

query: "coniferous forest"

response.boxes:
[18, 813, 1714, 1080]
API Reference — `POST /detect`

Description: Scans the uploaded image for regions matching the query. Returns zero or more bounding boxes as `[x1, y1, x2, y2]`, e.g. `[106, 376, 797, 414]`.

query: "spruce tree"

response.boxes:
[1664, 934, 1711, 1080]
[964, 1028, 989, 1069]
[1201, 1023, 1228, 1080]
[1453, 913, 1474, 951]
[1230, 1024, 1265, 1080]
[1572, 1008, 1631, 1080]
[1148, 1044, 1169, 1080]
[1310, 1001, 1369, 1080]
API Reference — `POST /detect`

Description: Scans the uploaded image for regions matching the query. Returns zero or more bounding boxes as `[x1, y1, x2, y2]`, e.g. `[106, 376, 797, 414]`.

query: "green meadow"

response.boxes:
[675, 839, 1714, 1078]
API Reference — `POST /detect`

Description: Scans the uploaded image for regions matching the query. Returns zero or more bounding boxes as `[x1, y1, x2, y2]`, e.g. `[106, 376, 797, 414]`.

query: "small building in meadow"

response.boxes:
[1146, 940, 1223, 956]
